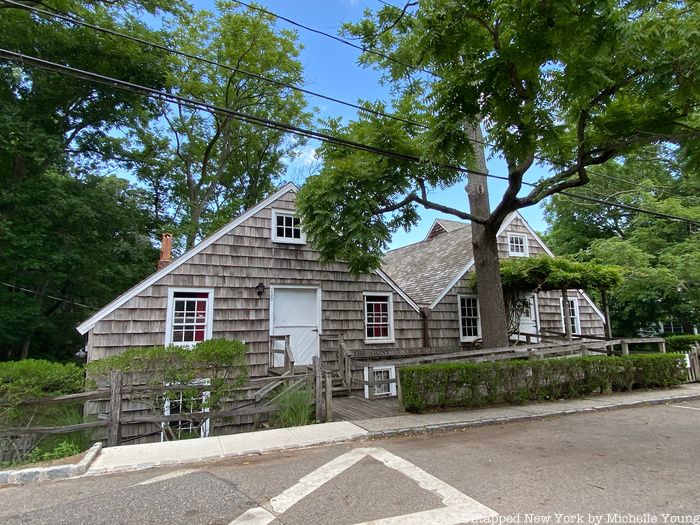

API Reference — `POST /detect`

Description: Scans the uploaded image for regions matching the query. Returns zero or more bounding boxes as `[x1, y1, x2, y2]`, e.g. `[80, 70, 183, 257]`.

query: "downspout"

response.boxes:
[420, 307, 431, 349]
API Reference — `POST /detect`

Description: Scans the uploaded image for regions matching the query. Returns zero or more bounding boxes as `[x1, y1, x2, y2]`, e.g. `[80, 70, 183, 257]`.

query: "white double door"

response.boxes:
[270, 286, 321, 366]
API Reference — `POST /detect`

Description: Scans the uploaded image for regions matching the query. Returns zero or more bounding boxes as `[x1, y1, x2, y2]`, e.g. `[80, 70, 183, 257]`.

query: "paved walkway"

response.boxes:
[87, 383, 700, 476]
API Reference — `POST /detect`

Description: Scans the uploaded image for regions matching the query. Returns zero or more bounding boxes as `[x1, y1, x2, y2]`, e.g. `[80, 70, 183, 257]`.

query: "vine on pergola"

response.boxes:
[470, 255, 623, 335]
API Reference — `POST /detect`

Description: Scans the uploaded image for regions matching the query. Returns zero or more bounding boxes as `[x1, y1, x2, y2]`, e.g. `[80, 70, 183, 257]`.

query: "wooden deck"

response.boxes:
[331, 395, 404, 422]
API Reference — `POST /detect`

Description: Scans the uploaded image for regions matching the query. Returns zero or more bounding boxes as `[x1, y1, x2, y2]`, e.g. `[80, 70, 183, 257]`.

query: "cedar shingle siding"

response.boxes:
[82, 186, 605, 378]
[84, 187, 422, 377]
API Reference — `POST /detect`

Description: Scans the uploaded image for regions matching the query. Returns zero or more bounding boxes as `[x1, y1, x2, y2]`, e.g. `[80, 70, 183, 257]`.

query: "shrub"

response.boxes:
[0, 359, 84, 401]
[400, 354, 688, 413]
[664, 335, 700, 353]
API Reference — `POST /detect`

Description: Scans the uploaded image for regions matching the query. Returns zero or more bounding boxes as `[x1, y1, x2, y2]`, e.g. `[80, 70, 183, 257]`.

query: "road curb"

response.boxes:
[361, 392, 700, 439]
[0, 442, 102, 486]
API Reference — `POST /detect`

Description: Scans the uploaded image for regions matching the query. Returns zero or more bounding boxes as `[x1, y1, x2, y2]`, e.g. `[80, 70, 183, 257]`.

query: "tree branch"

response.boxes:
[375, 179, 488, 224]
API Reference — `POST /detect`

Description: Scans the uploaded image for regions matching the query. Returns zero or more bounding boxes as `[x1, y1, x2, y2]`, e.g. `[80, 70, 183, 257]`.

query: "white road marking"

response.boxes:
[229, 447, 498, 525]
[270, 447, 368, 514]
[137, 468, 199, 486]
[355, 503, 497, 525]
[229, 507, 276, 524]
[670, 404, 700, 412]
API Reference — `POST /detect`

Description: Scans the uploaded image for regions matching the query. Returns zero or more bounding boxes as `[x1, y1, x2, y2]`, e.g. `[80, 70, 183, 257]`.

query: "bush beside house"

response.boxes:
[400, 354, 688, 413]
[664, 335, 700, 353]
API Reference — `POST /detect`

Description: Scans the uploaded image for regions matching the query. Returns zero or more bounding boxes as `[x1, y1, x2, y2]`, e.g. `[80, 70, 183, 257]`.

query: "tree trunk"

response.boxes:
[466, 124, 509, 348]
[19, 335, 32, 360]
[471, 222, 509, 347]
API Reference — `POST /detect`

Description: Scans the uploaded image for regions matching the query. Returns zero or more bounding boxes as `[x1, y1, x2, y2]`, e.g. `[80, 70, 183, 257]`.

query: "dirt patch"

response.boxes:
[2, 450, 87, 471]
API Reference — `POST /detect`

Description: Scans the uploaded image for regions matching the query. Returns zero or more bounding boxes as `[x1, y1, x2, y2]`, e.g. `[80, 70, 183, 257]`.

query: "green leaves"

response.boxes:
[470, 254, 623, 293]
[400, 353, 688, 413]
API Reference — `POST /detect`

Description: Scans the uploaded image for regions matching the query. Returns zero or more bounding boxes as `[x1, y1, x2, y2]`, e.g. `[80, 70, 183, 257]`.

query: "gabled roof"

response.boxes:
[424, 218, 469, 241]
[382, 220, 473, 307]
[77, 182, 421, 335]
[381, 212, 605, 322]
[77, 182, 300, 335]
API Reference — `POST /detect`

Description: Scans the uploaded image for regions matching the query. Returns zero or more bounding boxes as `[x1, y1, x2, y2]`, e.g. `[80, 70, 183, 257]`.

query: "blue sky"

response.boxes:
[188, 0, 553, 248]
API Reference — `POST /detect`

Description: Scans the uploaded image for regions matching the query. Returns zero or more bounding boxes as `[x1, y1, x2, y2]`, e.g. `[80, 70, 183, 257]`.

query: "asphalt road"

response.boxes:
[2, 400, 699, 525]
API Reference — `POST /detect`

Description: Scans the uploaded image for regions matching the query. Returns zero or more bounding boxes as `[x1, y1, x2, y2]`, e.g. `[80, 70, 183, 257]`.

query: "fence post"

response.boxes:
[658, 340, 667, 354]
[367, 366, 374, 400]
[621, 341, 629, 356]
[324, 371, 333, 422]
[313, 357, 322, 422]
[396, 368, 402, 405]
[107, 369, 123, 447]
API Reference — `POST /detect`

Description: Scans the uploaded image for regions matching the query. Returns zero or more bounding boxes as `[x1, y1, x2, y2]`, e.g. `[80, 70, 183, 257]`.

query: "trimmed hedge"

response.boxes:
[400, 354, 688, 413]
[664, 335, 700, 353]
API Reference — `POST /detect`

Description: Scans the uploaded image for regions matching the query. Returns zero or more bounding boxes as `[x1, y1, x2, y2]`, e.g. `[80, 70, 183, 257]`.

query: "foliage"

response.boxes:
[23, 440, 82, 464]
[470, 255, 622, 293]
[133, 2, 311, 249]
[544, 151, 699, 335]
[86, 339, 248, 411]
[400, 354, 688, 413]
[0, 0, 184, 182]
[0, 359, 83, 401]
[297, 0, 699, 348]
[664, 335, 700, 353]
[0, 361, 93, 466]
[0, 0, 183, 360]
[298, 0, 700, 274]
[0, 171, 157, 361]
[269, 385, 315, 428]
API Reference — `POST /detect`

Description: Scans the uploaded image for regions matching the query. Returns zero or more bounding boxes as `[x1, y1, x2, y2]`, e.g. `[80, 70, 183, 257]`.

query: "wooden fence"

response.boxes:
[0, 370, 312, 449]
[318, 336, 699, 417]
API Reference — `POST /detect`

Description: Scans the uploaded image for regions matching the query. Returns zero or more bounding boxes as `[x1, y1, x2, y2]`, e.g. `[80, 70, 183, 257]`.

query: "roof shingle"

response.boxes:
[381, 221, 474, 307]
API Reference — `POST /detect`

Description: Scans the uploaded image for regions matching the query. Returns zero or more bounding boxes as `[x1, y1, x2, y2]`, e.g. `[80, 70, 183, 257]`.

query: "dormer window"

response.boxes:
[508, 234, 528, 256]
[271, 209, 305, 244]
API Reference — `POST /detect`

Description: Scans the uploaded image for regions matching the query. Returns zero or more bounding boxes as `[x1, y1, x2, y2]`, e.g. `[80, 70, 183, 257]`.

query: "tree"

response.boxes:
[133, 2, 311, 249]
[296, 0, 700, 347]
[544, 152, 699, 335]
[0, 171, 158, 361]
[0, 0, 183, 360]
[0, 0, 184, 184]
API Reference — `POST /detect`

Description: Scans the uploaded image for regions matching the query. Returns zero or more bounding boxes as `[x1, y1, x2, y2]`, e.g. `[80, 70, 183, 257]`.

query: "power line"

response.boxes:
[2, 49, 698, 227]
[227, 0, 439, 78]
[0, 48, 495, 177]
[1, 282, 98, 310]
[3, 0, 424, 130]
[9, 0, 687, 200]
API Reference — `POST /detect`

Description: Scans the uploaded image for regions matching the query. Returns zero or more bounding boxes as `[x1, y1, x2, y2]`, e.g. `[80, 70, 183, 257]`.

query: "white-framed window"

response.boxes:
[363, 292, 394, 343]
[165, 288, 214, 346]
[458, 295, 481, 342]
[560, 297, 581, 335]
[161, 378, 210, 441]
[363, 365, 396, 398]
[271, 209, 305, 244]
[508, 233, 529, 256]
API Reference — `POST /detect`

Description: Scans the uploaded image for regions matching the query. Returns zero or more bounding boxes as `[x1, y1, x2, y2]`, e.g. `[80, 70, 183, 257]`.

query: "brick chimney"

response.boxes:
[157, 233, 173, 270]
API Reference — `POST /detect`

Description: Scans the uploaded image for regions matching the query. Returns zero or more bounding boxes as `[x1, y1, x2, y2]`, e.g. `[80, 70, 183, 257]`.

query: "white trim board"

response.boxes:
[426, 211, 604, 323]
[76, 182, 299, 335]
[375, 268, 421, 313]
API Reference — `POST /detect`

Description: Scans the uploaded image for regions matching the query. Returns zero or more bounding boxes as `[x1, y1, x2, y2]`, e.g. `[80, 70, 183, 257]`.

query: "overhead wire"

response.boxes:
[8, 0, 691, 200]
[3, 0, 425, 130]
[226, 0, 439, 78]
[1, 282, 98, 310]
[2, 48, 698, 227]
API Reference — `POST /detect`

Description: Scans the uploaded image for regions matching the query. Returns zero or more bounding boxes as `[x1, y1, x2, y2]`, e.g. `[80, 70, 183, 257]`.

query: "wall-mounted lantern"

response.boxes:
[255, 282, 265, 298]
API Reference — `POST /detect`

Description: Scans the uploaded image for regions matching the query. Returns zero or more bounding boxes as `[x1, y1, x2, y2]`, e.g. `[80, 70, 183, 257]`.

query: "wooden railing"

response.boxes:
[0, 370, 309, 448]
[329, 336, 693, 407]
[269, 334, 294, 375]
